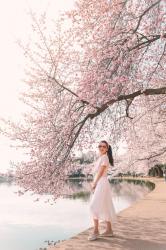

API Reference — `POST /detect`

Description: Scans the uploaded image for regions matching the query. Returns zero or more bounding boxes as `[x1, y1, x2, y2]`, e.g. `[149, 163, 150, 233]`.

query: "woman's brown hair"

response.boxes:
[100, 140, 114, 166]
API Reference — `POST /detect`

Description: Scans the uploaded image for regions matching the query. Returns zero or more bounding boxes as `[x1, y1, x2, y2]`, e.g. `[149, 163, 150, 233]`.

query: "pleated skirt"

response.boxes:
[89, 176, 117, 223]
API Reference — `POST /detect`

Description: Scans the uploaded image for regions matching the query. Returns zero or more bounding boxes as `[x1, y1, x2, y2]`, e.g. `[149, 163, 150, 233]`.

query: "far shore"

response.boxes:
[67, 175, 151, 180]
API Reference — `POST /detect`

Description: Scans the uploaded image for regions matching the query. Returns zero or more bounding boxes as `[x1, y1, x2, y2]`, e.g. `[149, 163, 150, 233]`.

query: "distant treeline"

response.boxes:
[148, 164, 166, 177]
[0, 175, 13, 183]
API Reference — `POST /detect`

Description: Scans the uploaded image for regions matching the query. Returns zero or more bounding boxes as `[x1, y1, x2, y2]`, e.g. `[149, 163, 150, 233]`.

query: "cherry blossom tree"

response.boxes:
[0, 0, 166, 197]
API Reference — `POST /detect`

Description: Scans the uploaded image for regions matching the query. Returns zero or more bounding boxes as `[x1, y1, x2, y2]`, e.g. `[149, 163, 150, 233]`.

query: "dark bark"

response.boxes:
[89, 86, 166, 119]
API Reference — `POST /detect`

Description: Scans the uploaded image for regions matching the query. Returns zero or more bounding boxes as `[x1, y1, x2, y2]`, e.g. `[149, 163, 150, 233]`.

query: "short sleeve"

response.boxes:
[99, 154, 109, 167]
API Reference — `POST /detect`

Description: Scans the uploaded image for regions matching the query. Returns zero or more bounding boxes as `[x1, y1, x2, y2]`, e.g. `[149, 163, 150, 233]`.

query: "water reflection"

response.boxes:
[65, 178, 154, 204]
[0, 178, 154, 250]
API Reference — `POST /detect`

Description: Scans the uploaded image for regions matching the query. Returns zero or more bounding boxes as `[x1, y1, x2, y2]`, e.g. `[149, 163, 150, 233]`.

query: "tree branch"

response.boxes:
[129, 34, 166, 51]
[133, 0, 161, 33]
[89, 86, 166, 119]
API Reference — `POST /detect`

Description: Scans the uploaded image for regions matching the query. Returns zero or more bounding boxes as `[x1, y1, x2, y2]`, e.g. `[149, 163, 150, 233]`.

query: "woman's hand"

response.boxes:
[91, 181, 97, 190]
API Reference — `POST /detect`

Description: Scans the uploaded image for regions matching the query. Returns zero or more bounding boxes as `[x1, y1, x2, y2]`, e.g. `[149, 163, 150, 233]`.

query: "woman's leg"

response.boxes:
[93, 218, 99, 234]
[88, 218, 99, 240]
[105, 221, 113, 233]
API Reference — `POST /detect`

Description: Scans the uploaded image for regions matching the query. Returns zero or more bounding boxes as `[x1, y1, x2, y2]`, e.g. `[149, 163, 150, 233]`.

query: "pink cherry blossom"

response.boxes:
[0, 0, 165, 198]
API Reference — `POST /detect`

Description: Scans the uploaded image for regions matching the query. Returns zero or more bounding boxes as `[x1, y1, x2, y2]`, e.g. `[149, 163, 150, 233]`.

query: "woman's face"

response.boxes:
[98, 142, 108, 155]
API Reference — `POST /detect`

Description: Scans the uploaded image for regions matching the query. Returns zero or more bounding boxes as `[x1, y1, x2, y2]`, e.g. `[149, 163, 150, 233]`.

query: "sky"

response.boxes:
[0, 0, 75, 119]
[0, 0, 75, 172]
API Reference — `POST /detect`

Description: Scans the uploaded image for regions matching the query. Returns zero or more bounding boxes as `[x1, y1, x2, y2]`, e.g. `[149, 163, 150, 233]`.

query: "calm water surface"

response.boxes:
[0, 178, 154, 250]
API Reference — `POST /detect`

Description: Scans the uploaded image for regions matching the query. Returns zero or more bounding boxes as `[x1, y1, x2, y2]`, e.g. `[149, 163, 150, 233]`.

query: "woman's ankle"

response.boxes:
[93, 229, 99, 234]
[105, 228, 113, 233]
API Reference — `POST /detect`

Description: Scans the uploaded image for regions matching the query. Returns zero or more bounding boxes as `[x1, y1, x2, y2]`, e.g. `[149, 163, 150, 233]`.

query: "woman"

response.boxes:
[88, 140, 117, 241]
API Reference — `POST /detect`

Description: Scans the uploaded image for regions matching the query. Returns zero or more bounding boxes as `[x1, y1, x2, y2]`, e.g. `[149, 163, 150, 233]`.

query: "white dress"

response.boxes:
[89, 154, 117, 223]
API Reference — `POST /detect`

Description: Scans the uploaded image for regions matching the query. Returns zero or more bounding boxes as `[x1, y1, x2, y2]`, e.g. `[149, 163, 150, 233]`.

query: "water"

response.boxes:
[0, 178, 154, 250]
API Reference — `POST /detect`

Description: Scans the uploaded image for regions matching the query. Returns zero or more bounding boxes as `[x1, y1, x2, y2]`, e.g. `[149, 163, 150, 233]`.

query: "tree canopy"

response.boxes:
[1, 0, 166, 198]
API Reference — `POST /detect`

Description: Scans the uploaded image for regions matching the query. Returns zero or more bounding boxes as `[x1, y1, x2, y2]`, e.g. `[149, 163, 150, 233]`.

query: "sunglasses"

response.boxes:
[98, 144, 107, 148]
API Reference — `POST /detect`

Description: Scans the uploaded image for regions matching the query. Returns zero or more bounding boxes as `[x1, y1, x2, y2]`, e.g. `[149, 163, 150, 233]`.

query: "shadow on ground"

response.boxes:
[53, 216, 166, 250]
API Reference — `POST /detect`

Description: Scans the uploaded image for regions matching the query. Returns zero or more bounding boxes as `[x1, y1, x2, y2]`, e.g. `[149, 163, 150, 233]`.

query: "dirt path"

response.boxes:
[48, 178, 166, 250]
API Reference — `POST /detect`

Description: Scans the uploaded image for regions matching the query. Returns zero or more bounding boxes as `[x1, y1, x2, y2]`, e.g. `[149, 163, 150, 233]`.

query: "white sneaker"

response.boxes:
[99, 231, 114, 237]
[88, 233, 99, 241]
